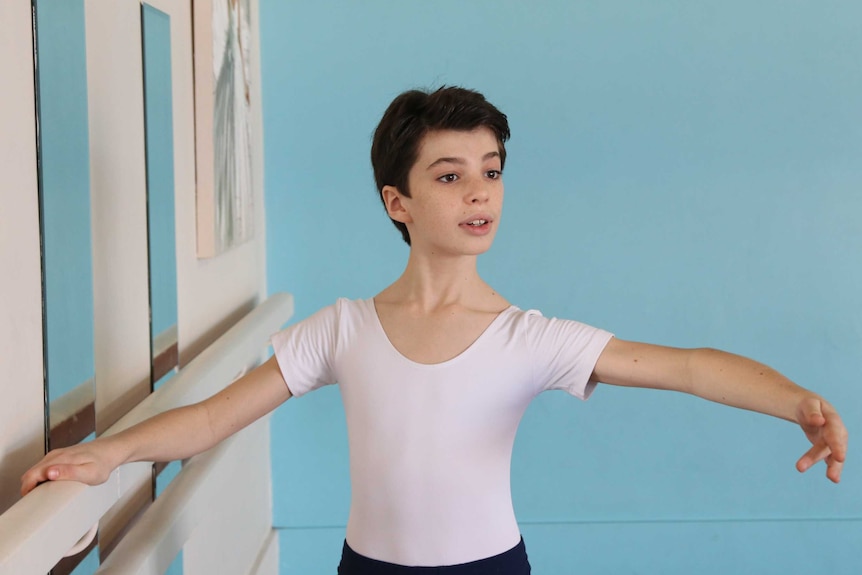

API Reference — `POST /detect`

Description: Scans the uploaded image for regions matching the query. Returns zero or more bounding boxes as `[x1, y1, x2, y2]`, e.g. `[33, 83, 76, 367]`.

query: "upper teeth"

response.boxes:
[468, 220, 487, 226]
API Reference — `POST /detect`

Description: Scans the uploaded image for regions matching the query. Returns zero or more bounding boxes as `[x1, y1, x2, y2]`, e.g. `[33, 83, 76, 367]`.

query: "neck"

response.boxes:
[377, 250, 503, 312]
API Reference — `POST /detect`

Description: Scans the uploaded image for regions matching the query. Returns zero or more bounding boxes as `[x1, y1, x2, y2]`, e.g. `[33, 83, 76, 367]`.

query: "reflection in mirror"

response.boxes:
[142, 6, 183, 574]
[142, 3, 179, 393]
[33, 0, 99, 572]
[34, 0, 96, 455]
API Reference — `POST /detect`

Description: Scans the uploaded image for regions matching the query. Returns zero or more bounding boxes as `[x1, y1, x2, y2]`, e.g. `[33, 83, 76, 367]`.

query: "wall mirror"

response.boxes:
[33, 0, 99, 572]
[34, 0, 96, 465]
[30, 1, 181, 572]
[141, 4, 183, 574]
[142, 2, 179, 395]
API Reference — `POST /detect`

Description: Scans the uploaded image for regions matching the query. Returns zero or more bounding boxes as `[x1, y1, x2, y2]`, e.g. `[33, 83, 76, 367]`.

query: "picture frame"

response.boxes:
[192, 0, 255, 258]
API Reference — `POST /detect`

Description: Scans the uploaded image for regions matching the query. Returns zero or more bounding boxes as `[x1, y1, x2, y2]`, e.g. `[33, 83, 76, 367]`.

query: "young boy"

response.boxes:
[22, 87, 848, 574]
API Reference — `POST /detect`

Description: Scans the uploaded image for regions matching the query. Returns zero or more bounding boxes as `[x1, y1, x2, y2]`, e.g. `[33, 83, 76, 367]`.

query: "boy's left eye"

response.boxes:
[485, 170, 501, 179]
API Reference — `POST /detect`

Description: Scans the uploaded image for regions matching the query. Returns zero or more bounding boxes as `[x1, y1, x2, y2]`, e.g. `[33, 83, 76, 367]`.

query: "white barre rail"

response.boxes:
[96, 418, 253, 574]
[0, 292, 294, 575]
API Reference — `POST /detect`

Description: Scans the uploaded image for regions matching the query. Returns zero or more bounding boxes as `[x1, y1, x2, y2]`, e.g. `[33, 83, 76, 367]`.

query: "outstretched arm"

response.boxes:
[592, 338, 848, 483]
[21, 355, 291, 496]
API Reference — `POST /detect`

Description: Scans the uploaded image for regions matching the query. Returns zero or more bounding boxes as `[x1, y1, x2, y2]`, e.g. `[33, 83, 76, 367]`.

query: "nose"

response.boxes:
[465, 178, 490, 204]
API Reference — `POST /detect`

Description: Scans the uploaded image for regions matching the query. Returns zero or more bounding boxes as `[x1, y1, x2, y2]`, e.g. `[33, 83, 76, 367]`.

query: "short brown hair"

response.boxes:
[371, 86, 510, 245]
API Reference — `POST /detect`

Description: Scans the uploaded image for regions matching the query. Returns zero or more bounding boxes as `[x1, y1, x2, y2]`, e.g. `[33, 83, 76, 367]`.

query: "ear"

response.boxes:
[382, 185, 413, 224]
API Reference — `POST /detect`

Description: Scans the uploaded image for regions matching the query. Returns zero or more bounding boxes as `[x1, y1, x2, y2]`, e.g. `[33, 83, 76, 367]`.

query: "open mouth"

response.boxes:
[466, 219, 488, 227]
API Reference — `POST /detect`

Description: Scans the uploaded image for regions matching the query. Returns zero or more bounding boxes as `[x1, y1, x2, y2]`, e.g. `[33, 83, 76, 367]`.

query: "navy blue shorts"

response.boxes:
[337, 537, 531, 574]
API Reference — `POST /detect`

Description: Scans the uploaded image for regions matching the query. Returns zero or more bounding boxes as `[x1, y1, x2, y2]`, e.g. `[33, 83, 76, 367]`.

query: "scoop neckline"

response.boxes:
[367, 298, 517, 369]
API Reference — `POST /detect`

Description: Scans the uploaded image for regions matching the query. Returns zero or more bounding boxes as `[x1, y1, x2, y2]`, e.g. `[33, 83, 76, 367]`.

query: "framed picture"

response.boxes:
[192, 0, 254, 258]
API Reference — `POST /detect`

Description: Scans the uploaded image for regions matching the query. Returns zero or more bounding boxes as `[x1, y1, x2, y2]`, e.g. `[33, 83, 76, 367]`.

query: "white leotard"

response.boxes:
[271, 298, 613, 566]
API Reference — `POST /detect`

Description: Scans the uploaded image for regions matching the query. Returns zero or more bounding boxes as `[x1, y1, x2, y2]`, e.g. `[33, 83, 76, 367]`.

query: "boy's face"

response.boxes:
[383, 128, 504, 257]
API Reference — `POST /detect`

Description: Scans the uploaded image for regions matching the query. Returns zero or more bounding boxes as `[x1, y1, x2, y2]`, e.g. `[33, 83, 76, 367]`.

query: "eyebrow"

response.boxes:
[426, 151, 500, 170]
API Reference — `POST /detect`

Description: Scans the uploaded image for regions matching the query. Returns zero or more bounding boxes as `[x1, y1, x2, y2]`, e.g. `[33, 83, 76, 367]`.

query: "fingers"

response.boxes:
[820, 403, 849, 462]
[796, 427, 848, 484]
[793, 396, 849, 484]
[21, 468, 54, 496]
[801, 450, 847, 484]
[796, 397, 827, 429]
[20, 449, 66, 496]
[21, 462, 107, 496]
[20, 472, 44, 497]
[821, 409, 848, 483]
[43, 463, 81, 483]
[64, 462, 112, 485]
[825, 454, 845, 484]
[20, 447, 112, 496]
[796, 448, 843, 483]
[796, 442, 831, 473]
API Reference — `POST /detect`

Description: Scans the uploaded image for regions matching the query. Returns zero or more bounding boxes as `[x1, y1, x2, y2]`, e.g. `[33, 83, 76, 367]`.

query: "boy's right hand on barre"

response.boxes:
[20, 438, 121, 497]
[20, 358, 292, 498]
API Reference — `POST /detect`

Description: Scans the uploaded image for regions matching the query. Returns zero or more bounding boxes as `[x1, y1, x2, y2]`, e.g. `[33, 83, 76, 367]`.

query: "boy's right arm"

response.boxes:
[20, 355, 291, 496]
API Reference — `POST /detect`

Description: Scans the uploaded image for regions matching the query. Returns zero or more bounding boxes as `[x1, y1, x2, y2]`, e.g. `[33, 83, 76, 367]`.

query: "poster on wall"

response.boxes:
[193, 0, 254, 258]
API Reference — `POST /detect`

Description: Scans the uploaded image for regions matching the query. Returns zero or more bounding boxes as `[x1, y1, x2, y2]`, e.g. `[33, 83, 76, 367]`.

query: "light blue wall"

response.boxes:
[261, 1, 861, 572]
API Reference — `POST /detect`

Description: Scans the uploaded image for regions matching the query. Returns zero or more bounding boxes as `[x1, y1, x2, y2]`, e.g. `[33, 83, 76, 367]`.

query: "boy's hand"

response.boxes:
[794, 397, 848, 483]
[20, 439, 118, 497]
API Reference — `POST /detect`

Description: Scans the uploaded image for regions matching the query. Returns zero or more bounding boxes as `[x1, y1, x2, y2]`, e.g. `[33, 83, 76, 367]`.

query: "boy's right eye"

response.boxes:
[438, 174, 459, 183]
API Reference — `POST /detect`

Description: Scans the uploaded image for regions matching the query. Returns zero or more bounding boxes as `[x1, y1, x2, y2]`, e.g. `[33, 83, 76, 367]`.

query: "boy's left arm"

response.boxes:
[592, 338, 848, 483]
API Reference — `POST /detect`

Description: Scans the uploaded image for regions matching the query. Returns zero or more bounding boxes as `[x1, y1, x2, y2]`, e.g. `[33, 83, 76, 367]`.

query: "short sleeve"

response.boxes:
[524, 311, 614, 400]
[270, 303, 340, 397]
